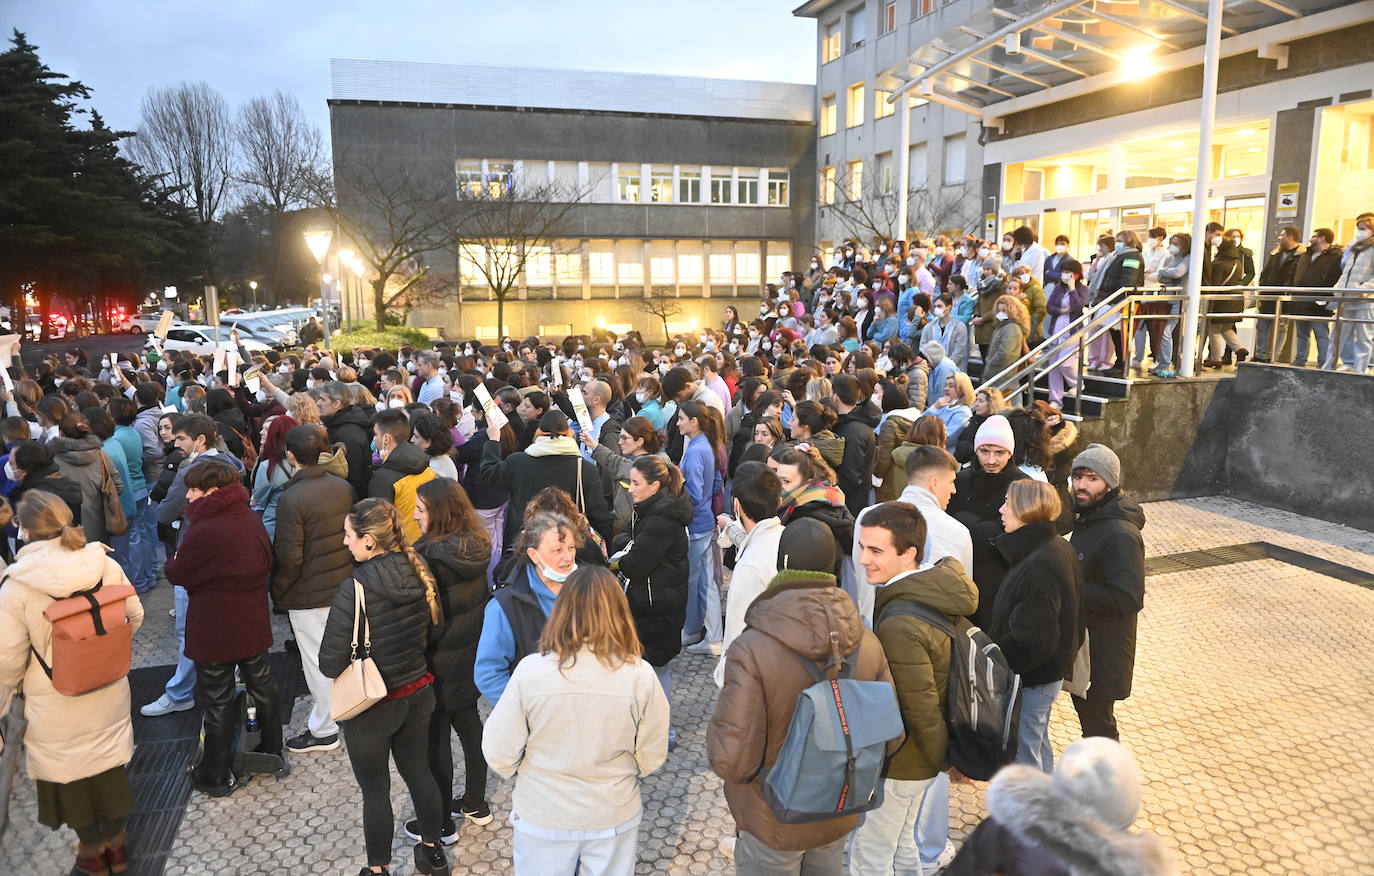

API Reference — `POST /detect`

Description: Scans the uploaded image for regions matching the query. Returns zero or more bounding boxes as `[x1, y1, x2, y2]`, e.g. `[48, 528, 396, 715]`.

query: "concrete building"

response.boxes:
[327, 59, 815, 340]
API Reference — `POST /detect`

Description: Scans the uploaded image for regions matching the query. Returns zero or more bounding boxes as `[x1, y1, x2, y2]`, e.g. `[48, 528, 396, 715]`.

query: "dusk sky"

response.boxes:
[8, 0, 817, 139]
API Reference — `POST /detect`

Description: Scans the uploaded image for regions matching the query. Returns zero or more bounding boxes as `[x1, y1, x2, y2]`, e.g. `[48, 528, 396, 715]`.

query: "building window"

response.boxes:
[877, 152, 894, 194]
[881, 0, 898, 34]
[677, 241, 704, 282]
[617, 241, 644, 284]
[458, 244, 487, 285]
[847, 7, 866, 52]
[650, 241, 675, 284]
[915, 0, 937, 16]
[525, 245, 553, 285]
[709, 251, 734, 284]
[908, 142, 928, 188]
[846, 82, 865, 128]
[874, 89, 894, 120]
[486, 162, 514, 198]
[766, 242, 793, 280]
[735, 243, 761, 285]
[678, 175, 702, 204]
[617, 167, 641, 202]
[821, 166, 836, 205]
[1314, 101, 1374, 241]
[456, 161, 484, 199]
[554, 247, 581, 284]
[738, 173, 760, 206]
[767, 171, 790, 206]
[822, 23, 842, 64]
[589, 243, 615, 284]
[710, 171, 732, 205]
[650, 168, 673, 203]
[1121, 121, 1271, 190]
[586, 162, 613, 202]
[845, 159, 864, 201]
[943, 134, 966, 184]
[821, 95, 837, 137]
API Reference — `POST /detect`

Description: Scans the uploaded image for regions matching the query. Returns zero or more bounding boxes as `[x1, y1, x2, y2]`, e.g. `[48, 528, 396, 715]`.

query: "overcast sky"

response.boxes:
[10, 0, 817, 138]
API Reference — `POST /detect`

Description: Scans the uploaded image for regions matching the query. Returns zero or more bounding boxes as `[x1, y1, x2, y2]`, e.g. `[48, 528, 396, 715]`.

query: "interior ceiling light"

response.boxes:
[1247, 146, 1262, 153]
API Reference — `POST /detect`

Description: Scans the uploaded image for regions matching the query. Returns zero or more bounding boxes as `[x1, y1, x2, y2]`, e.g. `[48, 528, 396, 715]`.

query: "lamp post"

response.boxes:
[337, 248, 355, 331]
[249, 280, 258, 310]
[303, 228, 333, 350]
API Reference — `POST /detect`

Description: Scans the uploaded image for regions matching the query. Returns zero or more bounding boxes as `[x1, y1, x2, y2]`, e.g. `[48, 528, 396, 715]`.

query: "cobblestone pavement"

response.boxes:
[3, 496, 1372, 874]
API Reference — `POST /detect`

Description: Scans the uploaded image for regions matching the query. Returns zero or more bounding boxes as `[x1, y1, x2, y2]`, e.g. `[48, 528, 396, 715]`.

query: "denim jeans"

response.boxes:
[654, 663, 676, 748]
[1292, 318, 1329, 366]
[849, 774, 949, 873]
[139, 497, 162, 590]
[1015, 680, 1063, 773]
[683, 531, 719, 642]
[163, 585, 196, 704]
[1255, 315, 1290, 361]
[122, 494, 150, 591]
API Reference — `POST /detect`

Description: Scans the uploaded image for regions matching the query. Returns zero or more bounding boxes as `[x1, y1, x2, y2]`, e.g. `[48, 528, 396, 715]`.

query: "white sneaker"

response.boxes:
[140, 694, 194, 717]
[685, 639, 721, 656]
[922, 840, 958, 874]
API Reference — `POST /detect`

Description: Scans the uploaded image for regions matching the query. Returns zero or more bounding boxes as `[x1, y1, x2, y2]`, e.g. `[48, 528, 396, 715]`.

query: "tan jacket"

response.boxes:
[0, 541, 144, 783]
[708, 571, 902, 851]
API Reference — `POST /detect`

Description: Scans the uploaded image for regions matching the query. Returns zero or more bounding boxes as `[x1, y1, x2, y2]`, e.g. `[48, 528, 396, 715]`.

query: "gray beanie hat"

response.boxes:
[1072, 443, 1121, 490]
[983, 253, 1004, 273]
[1052, 737, 1143, 830]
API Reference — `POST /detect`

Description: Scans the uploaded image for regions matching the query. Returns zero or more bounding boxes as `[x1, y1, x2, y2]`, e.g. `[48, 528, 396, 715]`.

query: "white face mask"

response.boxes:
[1114, 241, 1125, 252]
[1211, 234, 1224, 247]
[905, 256, 916, 266]
[100, 358, 110, 369]
[674, 347, 686, 357]
[388, 398, 406, 409]
[278, 364, 290, 374]
[541, 562, 577, 584]
[1055, 244, 1067, 254]
[933, 306, 946, 318]
[4, 460, 16, 482]
[357, 358, 370, 369]
[749, 329, 759, 339]
[1168, 245, 1180, 256]
[761, 341, 772, 351]
[977, 247, 990, 259]
[405, 361, 417, 373]
[933, 247, 945, 257]
[305, 378, 315, 389]
[876, 355, 891, 372]
[375, 401, 387, 412]
[658, 362, 670, 375]
[449, 389, 463, 404]
[1357, 227, 1372, 242]
[157, 360, 168, 373]
[635, 391, 650, 403]
[54, 378, 65, 387]
[995, 311, 1009, 321]
[869, 391, 882, 406]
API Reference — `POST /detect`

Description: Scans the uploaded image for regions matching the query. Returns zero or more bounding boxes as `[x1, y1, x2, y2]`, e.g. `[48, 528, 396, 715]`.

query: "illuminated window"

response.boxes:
[845, 159, 863, 201]
[678, 167, 702, 203]
[767, 171, 790, 206]
[458, 244, 487, 286]
[737, 172, 760, 206]
[486, 162, 514, 198]
[874, 90, 894, 120]
[877, 152, 894, 194]
[456, 160, 484, 199]
[649, 168, 673, 203]
[735, 242, 761, 284]
[846, 82, 865, 128]
[821, 166, 836, 205]
[916, 0, 937, 17]
[822, 23, 842, 64]
[1121, 121, 1271, 189]
[821, 96, 837, 137]
[1312, 100, 1374, 241]
[766, 242, 792, 280]
[710, 171, 732, 204]
[524, 246, 553, 284]
[589, 242, 615, 284]
[554, 246, 581, 284]
[616, 167, 641, 202]
[709, 250, 734, 284]
[457, 161, 513, 199]
[881, 1, 897, 34]
[617, 241, 643, 284]
[677, 241, 704, 282]
[1004, 147, 1110, 204]
[650, 241, 676, 283]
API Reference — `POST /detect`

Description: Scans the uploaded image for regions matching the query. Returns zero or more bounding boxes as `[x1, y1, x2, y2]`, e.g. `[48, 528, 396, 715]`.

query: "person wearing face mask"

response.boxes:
[973, 254, 1007, 363]
[1045, 259, 1090, 406]
[1043, 235, 1071, 288]
[984, 296, 1031, 391]
[1011, 226, 1048, 286]
[1092, 231, 1144, 377]
[920, 293, 970, 373]
[1254, 225, 1306, 363]
[1148, 234, 1191, 375]
[1330, 215, 1374, 373]
[1202, 225, 1248, 369]
[367, 409, 438, 543]
[1289, 228, 1343, 367]
[927, 236, 955, 295]
[962, 239, 986, 288]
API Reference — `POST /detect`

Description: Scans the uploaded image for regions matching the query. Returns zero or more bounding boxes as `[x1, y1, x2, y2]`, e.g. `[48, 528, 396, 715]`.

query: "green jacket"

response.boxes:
[872, 557, 979, 781]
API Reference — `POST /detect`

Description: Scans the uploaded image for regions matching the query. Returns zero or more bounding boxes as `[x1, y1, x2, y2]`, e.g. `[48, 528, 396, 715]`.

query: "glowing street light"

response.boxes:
[249, 280, 258, 309]
[303, 228, 334, 350]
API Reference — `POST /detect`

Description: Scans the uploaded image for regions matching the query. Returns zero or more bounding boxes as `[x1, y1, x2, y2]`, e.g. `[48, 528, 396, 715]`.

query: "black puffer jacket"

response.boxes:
[323, 404, 373, 500]
[213, 407, 249, 461]
[947, 460, 1030, 628]
[319, 551, 433, 692]
[1069, 489, 1146, 701]
[420, 533, 491, 710]
[832, 408, 877, 519]
[615, 488, 693, 666]
[989, 522, 1083, 687]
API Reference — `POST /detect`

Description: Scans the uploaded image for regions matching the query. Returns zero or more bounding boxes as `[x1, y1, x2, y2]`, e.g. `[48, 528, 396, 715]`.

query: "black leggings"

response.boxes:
[427, 703, 487, 810]
[342, 685, 445, 866]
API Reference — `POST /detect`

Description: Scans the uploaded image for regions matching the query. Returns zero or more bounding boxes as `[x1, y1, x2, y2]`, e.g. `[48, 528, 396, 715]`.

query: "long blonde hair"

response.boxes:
[347, 498, 440, 624]
[538, 566, 643, 670]
[17, 491, 84, 551]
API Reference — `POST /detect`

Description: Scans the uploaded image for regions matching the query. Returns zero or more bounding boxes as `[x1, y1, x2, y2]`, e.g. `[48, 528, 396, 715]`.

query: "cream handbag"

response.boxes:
[330, 585, 387, 721]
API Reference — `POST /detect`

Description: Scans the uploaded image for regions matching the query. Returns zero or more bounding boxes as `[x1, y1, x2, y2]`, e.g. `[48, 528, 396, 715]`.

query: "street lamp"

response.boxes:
[337, 248, 355, 330]
[249, 280, 258, 310]
[303, 228, 333, 349]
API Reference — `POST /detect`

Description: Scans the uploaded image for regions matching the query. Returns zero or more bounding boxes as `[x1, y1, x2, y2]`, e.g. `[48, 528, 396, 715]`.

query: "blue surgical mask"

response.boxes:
[1114, 241, 1125, 252]
[542, 562, 576, 584]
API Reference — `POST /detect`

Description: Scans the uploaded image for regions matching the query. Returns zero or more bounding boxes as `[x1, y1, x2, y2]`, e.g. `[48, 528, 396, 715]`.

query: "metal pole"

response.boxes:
[1178, 0, 1223, 378]
[897, 93, 911, 247]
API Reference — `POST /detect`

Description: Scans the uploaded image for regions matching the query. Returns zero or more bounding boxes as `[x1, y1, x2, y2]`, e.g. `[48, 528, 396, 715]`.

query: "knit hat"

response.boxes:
[919, 340, 946, 365]
[1052, 738, 1143, 830]
[983, 253, 1004, 273]
[1072, 443, 1122, 489]
[777, 518, 836, 575]
[974, 414, 1015, 454]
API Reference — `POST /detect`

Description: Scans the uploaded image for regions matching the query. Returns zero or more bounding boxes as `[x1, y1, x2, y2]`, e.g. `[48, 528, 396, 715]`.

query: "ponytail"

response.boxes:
[347, 497, 443, 625]
[404, 542, 442, 626]
[59, 523, 85, 551]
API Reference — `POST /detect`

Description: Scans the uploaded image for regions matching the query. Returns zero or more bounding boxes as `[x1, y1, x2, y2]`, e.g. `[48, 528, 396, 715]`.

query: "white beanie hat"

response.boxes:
[974, 414, 1015, 454]
[1053, 737, 1143, 830]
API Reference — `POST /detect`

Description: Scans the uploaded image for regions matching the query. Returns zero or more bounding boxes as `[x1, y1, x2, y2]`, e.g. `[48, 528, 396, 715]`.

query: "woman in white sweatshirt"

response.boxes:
[483, 565, 669, 875]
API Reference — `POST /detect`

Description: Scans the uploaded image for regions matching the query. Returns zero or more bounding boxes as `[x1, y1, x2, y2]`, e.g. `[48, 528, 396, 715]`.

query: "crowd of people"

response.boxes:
[17, 215, 1355, 871]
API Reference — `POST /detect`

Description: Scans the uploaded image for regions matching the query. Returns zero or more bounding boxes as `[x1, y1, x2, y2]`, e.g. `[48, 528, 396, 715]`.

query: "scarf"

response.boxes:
[524, 434, 581, 457]
[778, 481, 845, 523]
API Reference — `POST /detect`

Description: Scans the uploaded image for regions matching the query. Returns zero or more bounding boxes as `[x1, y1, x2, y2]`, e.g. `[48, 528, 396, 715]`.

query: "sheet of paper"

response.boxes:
[212, 349, 227, 375]
[225, 349, 242, 385]
[154, 311, 175, 339]
[473, 384, 508, 430]
[244, 375, 261, 394]
[549, 359, 563, 387]
[567, 386, 595, 437]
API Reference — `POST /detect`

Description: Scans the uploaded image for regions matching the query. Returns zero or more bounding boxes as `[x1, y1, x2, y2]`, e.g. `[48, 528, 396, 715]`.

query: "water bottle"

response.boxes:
[246, 705, 259, 734]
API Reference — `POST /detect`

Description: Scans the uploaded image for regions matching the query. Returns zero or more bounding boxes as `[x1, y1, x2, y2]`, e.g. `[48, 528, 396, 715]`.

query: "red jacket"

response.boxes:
[165, 481, 274, 663]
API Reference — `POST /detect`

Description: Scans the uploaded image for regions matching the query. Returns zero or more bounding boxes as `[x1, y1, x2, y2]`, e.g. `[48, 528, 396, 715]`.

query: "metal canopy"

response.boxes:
[888, 0, 1357, 117]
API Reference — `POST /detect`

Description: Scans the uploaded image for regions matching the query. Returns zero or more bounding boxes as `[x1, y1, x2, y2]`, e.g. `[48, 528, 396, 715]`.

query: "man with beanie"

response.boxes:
[1069, 443, 1146, 741]
[709, 519, 901, 875]
[920, 339, 959, 408]
[853, 501, 978, 874]
[946, 415, 1027, 627]
[945, 738, 1176, 874]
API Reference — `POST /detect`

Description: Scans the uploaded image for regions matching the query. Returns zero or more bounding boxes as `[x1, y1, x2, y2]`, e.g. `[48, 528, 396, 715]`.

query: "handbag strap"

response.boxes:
[575, 456, 586, 514]
[350, 584, 372, 656]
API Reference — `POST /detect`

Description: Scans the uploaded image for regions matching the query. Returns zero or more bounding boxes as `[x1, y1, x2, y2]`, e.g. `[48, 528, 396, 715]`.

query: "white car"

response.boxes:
[119, 312, 185, 334]
[148, 325, 271, 357]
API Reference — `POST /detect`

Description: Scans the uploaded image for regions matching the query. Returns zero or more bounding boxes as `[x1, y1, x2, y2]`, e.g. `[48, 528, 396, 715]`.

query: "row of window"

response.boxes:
[822, 1, 951, 64]
[456, 160, 790, 206]
[455, 240, 793, 287]
[819, 133, 967, 203]
[820, 83, 902, 136]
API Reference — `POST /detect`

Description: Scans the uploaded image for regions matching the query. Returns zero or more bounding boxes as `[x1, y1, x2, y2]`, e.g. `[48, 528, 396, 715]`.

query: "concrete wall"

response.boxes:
[1263, 107, 1316, 248]
[1073, 364, 1373, 531]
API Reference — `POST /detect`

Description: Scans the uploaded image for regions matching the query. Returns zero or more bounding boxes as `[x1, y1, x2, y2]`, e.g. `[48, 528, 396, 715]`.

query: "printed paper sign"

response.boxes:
[567, 386, 595, 437]
[244, 375, 261, 394]
[212, 349, 227, 375]
[473, 383, 508, 430]
[1276, 182, 1299, 219]
[549, 359, 563, 387]
[154, 311, 175, 339]
[0, 334, 20, 389]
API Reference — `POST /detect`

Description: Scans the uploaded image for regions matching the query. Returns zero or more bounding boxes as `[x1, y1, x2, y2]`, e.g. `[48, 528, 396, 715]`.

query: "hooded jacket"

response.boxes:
[832, 407, 877, 518]
[271, 463, 355, 611]
[420, 533, 492, 710]
[615, 488, 693, 666]
[164, 481, 273, 663]
[948, 460, 1029, 628]
[873, 557, 979, 781]
[49, 435, 121, 545]
[946, 765, 1178, 876]
[1070, 489, 1146, 701]
[132, 404, 167, 484]
[323, 403, 373, 500]
[985, 309, 1031, 382]
[12, 465, 84, 530]
[478, 434, 613, 547]
[990, 522, 1082, 687]
[806, 430, 846, 473]
[319, 550, 434, 691]
[708, 571, 901, 851]
[874, 408, 923, 503]
[0, 541, 143, 783]
[368, 441, 436, 543]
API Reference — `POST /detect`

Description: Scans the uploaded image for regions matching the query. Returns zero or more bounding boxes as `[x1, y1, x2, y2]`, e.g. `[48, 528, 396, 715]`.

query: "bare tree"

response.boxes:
[638, 287, 684, 342]
[128, 82, 235, 226]
[311, 158, 458, 331]
[234, 91, 324, 302]
[823, 168, 980, 247]
[452, 171, 592, 333]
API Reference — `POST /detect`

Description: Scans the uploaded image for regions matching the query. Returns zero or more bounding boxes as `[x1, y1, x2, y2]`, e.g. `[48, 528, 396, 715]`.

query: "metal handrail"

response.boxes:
[977, 285, 1373, 418]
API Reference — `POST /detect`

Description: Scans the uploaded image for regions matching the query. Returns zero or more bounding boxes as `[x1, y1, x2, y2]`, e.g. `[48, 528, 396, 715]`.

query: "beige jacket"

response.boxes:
[0, 540, 144, 783]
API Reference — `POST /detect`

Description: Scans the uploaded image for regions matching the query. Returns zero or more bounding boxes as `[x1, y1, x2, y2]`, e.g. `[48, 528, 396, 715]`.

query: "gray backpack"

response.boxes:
[761, 636, 904, 824]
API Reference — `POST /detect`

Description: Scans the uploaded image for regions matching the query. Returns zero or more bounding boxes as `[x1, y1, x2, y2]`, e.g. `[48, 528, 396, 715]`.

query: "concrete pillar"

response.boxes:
[580, 239, 592, 301]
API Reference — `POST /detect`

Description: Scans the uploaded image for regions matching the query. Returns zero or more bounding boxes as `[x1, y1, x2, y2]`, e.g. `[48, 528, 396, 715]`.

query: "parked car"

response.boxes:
[118, 311, 185, 335]
[226, 318, 293, 349]
[147, 325, 271, 356]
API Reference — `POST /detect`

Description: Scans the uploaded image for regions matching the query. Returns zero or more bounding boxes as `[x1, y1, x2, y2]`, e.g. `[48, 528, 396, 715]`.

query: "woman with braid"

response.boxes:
[318, 498, 451, 876]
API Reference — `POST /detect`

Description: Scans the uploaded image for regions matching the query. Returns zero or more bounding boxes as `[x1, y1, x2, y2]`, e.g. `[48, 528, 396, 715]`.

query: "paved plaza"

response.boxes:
[3, 495, 1372, 875]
